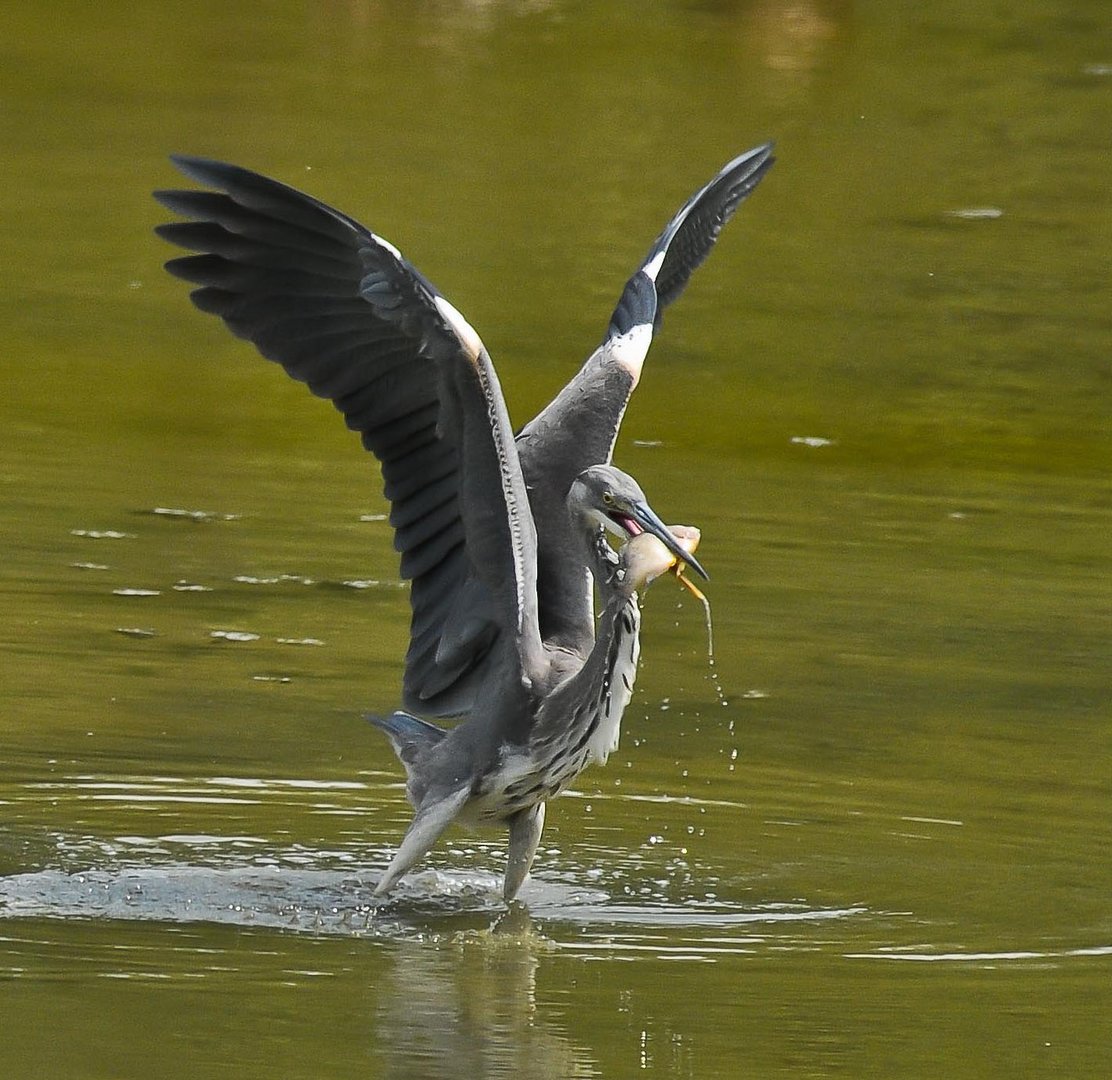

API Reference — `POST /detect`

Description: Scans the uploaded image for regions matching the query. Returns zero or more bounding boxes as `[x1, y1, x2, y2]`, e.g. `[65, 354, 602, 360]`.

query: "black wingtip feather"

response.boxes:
[168, 154, 262, 190]
[646, 141, 776, 313]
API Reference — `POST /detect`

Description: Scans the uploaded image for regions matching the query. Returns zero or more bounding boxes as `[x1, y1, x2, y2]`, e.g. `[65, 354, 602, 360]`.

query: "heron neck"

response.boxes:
[531, 550, 643, 768]
[578, 583, 642, 766]
[583, 527, 641, 601]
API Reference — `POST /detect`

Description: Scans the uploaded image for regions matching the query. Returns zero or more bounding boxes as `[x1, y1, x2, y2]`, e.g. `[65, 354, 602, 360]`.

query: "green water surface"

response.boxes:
[1, 2, 1110, 1078]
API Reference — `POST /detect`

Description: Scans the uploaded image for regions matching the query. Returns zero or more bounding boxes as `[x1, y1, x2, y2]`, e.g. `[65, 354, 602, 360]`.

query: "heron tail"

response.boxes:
[368, 710, 448, 772]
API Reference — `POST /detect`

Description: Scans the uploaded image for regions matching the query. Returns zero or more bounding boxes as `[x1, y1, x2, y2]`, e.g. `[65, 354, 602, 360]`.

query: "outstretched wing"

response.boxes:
[517, 143, 775, 649]
[155, 157, 542, 716]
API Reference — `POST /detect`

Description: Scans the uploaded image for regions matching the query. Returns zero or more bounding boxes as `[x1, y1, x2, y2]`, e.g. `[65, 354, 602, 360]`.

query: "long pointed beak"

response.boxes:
[630, 501, 709, 580]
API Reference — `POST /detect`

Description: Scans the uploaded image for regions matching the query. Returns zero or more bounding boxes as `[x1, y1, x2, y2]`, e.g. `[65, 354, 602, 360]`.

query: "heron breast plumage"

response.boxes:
[469, 594, 641, 822]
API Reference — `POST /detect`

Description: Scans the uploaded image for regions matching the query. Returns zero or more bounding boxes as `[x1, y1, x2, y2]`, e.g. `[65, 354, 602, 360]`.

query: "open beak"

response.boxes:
[624, 501, 709, 581]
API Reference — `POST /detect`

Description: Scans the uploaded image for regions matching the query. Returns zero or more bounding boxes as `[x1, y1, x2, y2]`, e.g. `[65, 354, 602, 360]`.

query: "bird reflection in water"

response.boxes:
[371, 906, 596, 1079]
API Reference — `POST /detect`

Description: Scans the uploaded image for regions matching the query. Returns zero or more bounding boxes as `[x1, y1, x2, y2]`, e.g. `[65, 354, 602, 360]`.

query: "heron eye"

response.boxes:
[602, 491, 615, 507]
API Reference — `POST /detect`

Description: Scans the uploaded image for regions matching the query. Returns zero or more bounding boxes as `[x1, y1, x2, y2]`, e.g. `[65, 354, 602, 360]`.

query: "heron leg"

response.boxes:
[503, 801, 546, 901]
[374, 786, 470, 896]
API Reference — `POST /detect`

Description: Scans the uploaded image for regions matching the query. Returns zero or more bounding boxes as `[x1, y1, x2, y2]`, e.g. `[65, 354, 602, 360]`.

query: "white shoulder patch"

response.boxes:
[433, 295, 484, 361]
[642, 248, 666, 281]
[607, 322, 652, 385]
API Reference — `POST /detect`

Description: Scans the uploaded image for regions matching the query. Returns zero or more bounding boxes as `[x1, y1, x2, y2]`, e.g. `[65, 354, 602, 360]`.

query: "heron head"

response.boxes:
[568, 464, 708, 581]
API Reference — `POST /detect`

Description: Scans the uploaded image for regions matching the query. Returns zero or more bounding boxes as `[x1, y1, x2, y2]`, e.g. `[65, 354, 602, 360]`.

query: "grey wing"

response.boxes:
[155, 156, 541, 716]
[516, 143, 775, 648]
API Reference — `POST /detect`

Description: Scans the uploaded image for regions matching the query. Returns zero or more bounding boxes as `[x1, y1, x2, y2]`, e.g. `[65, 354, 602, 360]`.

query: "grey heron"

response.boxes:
[154, 142, 774, 899]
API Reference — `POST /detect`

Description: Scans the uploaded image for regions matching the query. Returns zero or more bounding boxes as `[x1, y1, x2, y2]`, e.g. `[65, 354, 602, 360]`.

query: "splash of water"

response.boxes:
[673, 569, 728, 707]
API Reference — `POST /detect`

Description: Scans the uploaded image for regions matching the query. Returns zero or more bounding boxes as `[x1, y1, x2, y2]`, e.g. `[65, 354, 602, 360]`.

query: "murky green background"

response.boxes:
[2, 1, 1110, 1077]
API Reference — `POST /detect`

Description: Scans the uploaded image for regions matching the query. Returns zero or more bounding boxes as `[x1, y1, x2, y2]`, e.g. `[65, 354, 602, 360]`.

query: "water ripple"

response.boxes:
[0, 862, 863, 958]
